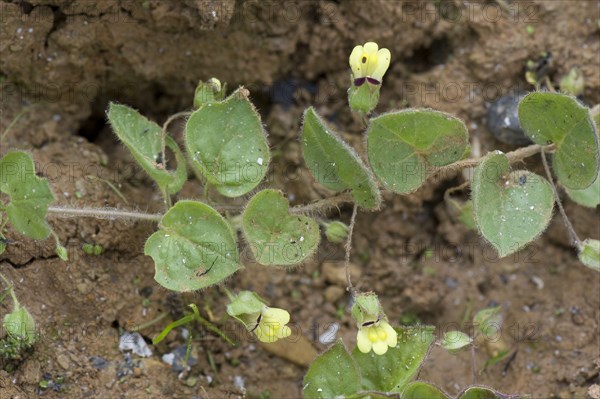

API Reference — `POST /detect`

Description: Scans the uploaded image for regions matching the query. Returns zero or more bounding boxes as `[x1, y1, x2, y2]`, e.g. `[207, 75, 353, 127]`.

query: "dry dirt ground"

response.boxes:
[1, 1, 599, 398]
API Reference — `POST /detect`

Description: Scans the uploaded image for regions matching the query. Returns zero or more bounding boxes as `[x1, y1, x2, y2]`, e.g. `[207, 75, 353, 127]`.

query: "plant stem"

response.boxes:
[160, 111, 191, 175]
[290, 192, 354, 215]
[540, 149, 581, 246]
[1, 107, 34, 143]
[0, 271, 20, 308]
[344, 203, 358, 294]
[134, 312, 169, 331]
[438, 143, 555, 176]
[43, 144, 552, 224]
[46, 206, 162, 222]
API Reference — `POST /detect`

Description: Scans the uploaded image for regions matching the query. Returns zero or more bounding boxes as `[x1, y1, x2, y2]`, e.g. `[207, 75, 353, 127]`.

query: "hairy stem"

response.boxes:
[290, 192, 354, 215]
[438, 143, 555, 177]
[43, 144, 552, 224]
[47, 206, 163, 222]
[540, 150, 581, 246]
[344, 203, 358, 294]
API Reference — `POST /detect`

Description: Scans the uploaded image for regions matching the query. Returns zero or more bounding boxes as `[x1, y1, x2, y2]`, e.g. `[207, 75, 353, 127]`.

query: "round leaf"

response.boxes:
[351, 325, 435, 393]
[577, 239, 600, 271]
[367, 109, 469, 193]
[144, 200, 242, 292]
[0, 151, 54, 239]
[304, 340, 360, 399]
[402, 382, 450, 399]
[459, 386, 507, 399]
[107, 103, 187, 195]
[472, 152, 554, 257]
[302, 107, 381, 210]
[518, 92, 599, 190]
[3, 306, 37, 345]
[565, 176, 600, 208]
[185, 88, 270, 198]
[242, 189, 320, 266]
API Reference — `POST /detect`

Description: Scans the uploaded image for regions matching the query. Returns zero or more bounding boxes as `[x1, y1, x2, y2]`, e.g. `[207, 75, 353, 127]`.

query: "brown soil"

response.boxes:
[1, 1, 599, 398]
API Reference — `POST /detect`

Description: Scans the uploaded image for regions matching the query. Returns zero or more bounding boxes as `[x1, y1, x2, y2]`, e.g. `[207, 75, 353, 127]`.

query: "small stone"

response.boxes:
[133, 367, 142, 377]
[324, 286, 345, 303]
[57, 354, 70, 370]
[588, 384, 600, 399]
[321, 261, 361, 286]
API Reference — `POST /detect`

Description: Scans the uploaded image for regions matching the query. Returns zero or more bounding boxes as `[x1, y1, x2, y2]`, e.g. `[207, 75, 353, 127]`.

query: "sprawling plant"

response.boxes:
[1, 41, 598, 396]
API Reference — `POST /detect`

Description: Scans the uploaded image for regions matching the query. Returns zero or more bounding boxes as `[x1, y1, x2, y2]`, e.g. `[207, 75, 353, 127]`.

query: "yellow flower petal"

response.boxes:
[357, 328, 373, 354]
[372, 340, 389, 355]
[277, 325, 292, 339]
[381, 321, 398, 347]
[349, 45, 364, 78]
[362, 42, 379, 77]
[371, 48, 391, 81]
[262, 307, 290, 324]
[255, 324, 275, 343]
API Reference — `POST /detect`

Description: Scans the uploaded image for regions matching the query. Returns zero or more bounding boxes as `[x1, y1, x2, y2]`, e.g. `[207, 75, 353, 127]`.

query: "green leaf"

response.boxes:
[301, 107, 381, 210]
[3, 306, 36, 345]
[304, 340, 361, 399]
[107, 103, 187, 195]
[0, 151, 54, 239]
[348, 83, 380, 115]
[193, 78, 225, 108]
[441, 331, 472, 353]
[458, 201, 477, 230]
[144, 200, 242, 292]
[473, 307, 503, 339]
[352, 325, 435, 392]
[518, 92, 599, 190]
[367, 109, 469, 193]
[185, 88, 270, 198]
[242, 189, 320, 266]
[56, 245, 68, 261]
[402, 382, 450, 399]
[577, 239, 600, 271]
[565, 176, 600, 208]
[472, 152, 554, 257]
[458, 386, 509, 399]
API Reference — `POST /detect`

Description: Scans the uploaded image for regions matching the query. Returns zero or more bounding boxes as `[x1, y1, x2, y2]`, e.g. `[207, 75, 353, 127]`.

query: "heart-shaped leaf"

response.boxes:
[518, 92, 599, 190]
[0, 151, 54, 239]
[352, 325, 435, 393]
[402, 382, 450, 399]
[301, 107, 380, 210]
[144, 200, 242, 292]
[185, 88, 270, 198]
[304, 340, 361, 399]
[367, 109, 469, 193]
[472, 152, 554, 257]
[107, 103, 187, 195]
[242, 189, 320, 266]
[565, 176, 600, 208]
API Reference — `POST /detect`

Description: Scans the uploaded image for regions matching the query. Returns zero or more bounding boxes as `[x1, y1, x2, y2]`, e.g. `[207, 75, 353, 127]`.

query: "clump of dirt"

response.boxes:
[1, 1, 599, 397]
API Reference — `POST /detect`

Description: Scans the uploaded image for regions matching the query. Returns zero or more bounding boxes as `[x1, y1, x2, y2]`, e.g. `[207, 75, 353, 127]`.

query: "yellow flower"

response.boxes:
[356, 319, 397, 355]
[251, 307, 292, 343]
[349, 42, 391, 86]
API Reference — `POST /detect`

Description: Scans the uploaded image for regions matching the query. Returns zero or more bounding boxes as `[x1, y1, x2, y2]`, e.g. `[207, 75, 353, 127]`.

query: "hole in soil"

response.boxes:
[77, 109, 106, 142]
[404, 36, 453, 73]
